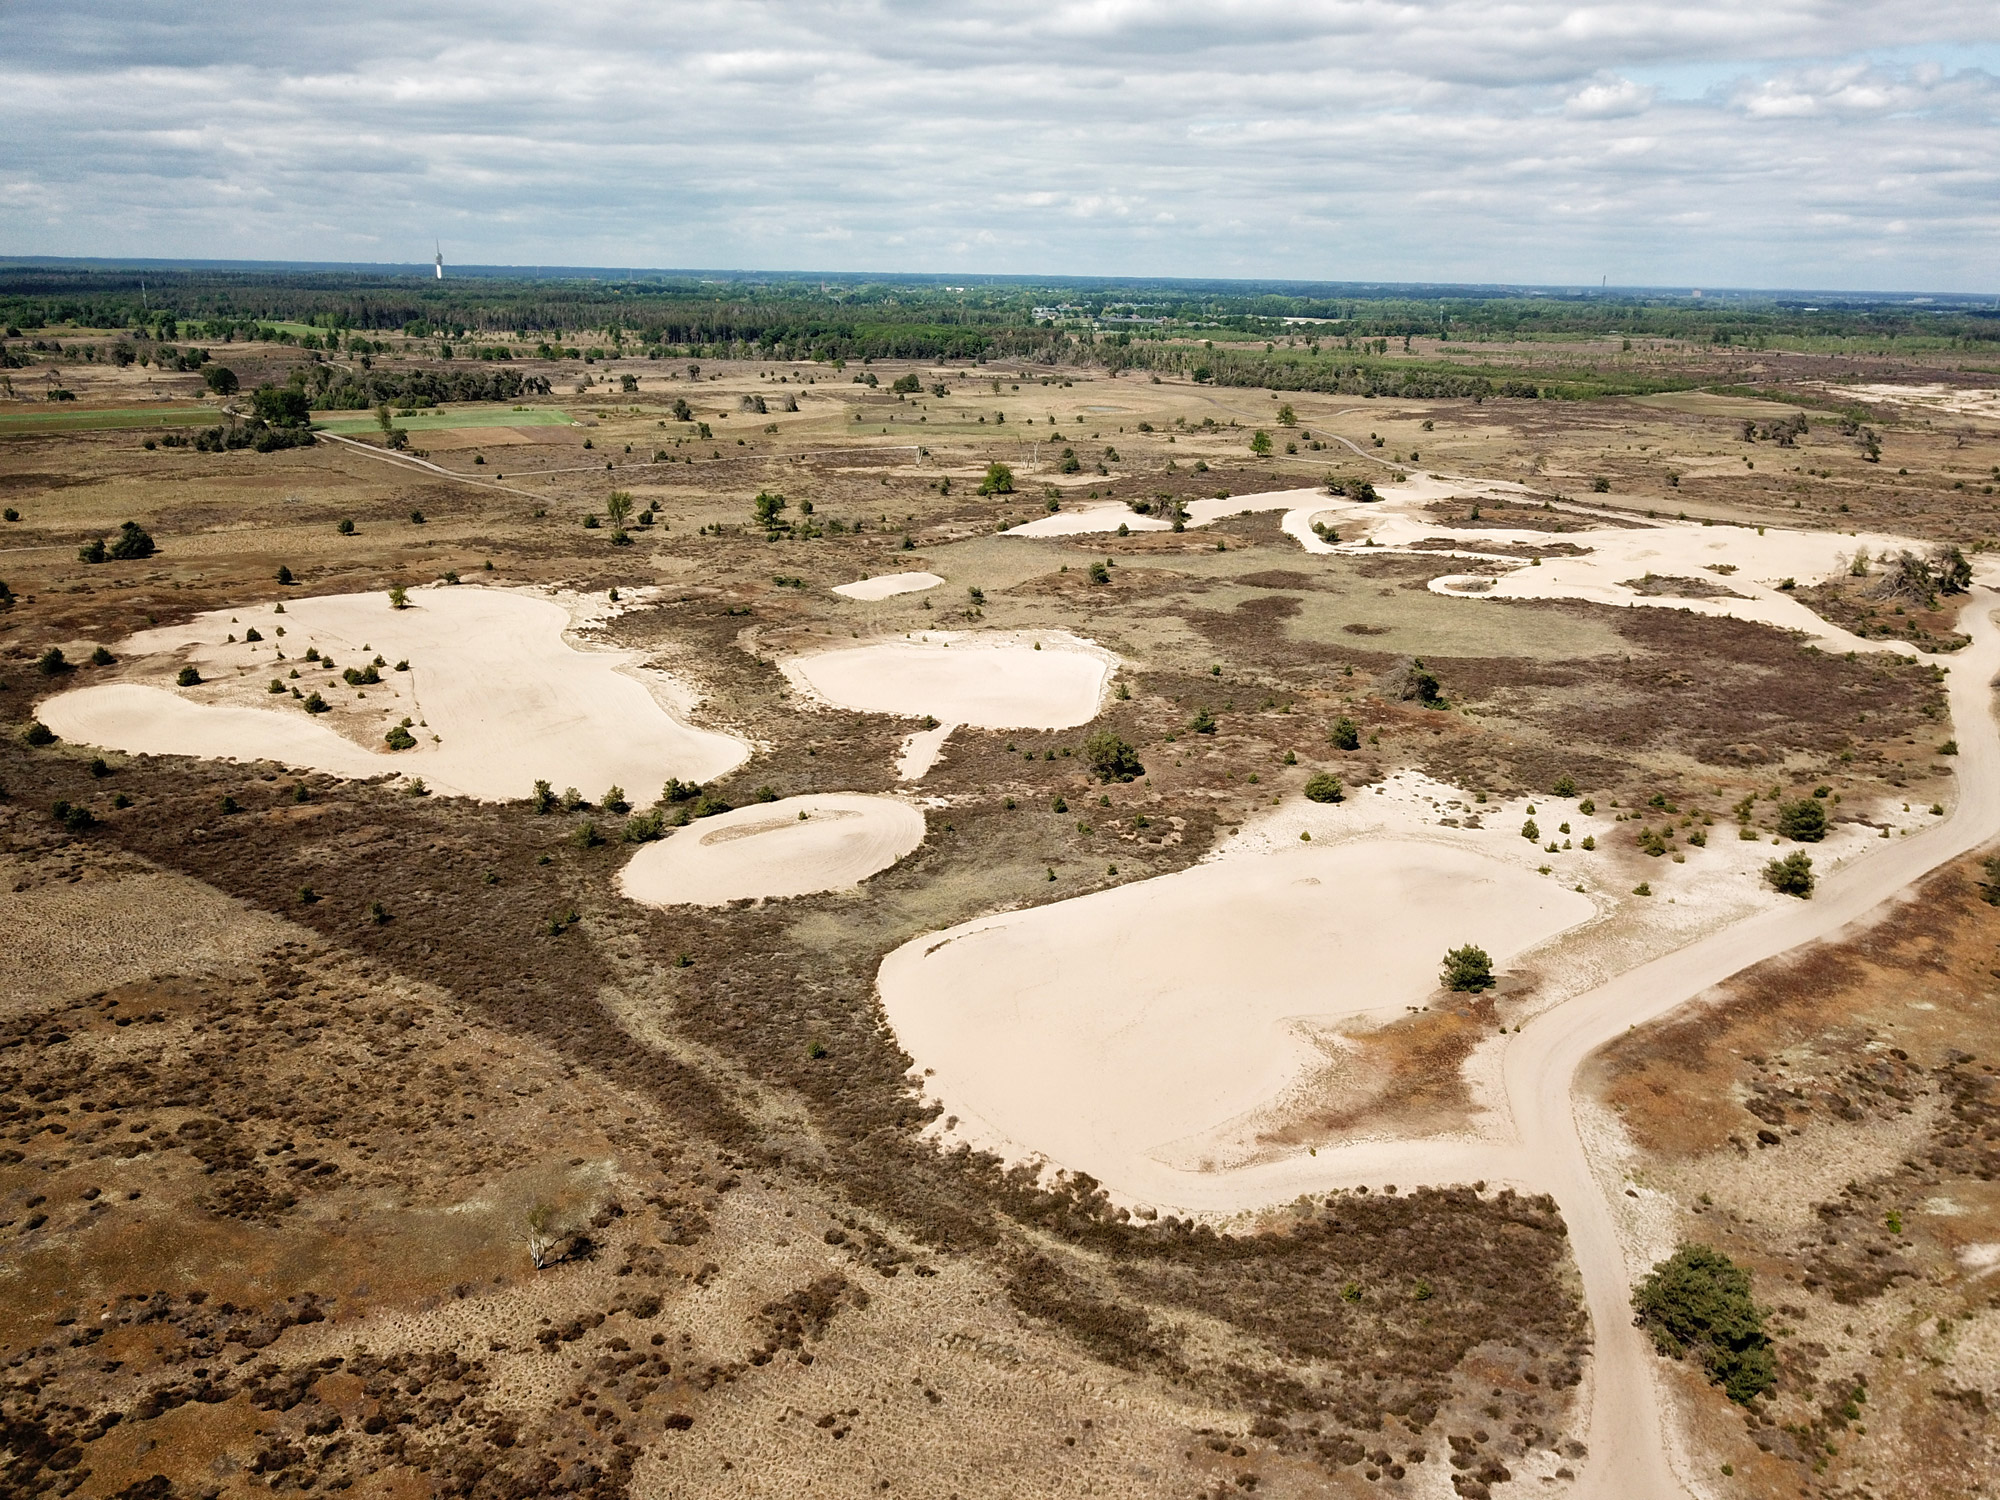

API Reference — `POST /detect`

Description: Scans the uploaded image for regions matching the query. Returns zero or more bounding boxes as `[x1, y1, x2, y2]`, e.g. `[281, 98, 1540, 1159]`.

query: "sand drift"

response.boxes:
[830, 571, 944, 601]
[879, 838, 1590, 1192]
[37, 587, 747, 804]
[782, 632, 1115, 730]
[618, 793, 925, 907]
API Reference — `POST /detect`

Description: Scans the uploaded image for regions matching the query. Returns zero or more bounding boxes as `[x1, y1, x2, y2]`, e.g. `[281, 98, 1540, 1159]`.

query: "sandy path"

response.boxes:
[782, 632, 1115, 730]
[617, 793, 925, 907]
[831, 571, 944, 601]
[38, 586, 747, 804]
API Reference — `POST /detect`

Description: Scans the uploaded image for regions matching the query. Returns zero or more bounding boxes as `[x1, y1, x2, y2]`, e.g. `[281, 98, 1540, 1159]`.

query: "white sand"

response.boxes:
[617, 793, 925, 907]
[1188, 473, 1979, 649]
[879, 838, 1591, 1188]
[1839, 383, 2000, 421]
[1004, 504, 1170, 537]
[896, 721, 957, 780]
[782, 631, 1115, 730]
[38, 586, 747, 804]
[831, 571, 945, 601]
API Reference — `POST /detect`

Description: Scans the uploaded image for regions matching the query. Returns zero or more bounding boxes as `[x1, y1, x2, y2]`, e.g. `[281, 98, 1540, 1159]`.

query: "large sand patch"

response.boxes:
[782, 632, 1114, 730]
[38, 587, 746, 804]
[617, 793, 925, 907]
[831, 571, 944, 601]
[878, 838, 1591, 1191]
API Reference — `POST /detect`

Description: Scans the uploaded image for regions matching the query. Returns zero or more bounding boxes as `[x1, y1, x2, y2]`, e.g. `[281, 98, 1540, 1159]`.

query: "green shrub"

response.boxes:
[689, 793, 732, 819]
[1776, 798, 1827, 842]
[572, 820, 604, 849]
[1633, 1244, 1775, 1403]
[268, 678, 286, 693]
[622, 809, 665, 842]
[276, 564, 294, 585]
[1328, 717, 1360, 751]
[388, 585, 409, 610]
[77, 537, 107, 564]
[1083, 730, 1144, 783]
[1553, 774, 1578, 797]
[52, 800, 96, 832]
[108, 521, 155, 560]
[384, 724, 417, 751]
[601, 784, 630, 813]
[1765, 850, 1814, 898]
[1441, 944, 1494, 992]
[531, 779, 557, 814]
[978, 461, 1015, 495]
[336, 518, 355, 535]
[302, 691, 330, 714]
[176, 665, 202, 687]
[1522, 818, 1540, 842]
[35, 646, 69, 676]
[23, 721, 56, 746]
[341, 665, 381, 686]
[1190, 708, 1216, 735]
[1304, 772, 1345, 804]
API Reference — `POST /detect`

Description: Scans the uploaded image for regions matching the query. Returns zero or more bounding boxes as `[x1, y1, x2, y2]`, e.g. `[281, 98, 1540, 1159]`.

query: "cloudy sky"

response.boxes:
[3, 2, 1996, 291]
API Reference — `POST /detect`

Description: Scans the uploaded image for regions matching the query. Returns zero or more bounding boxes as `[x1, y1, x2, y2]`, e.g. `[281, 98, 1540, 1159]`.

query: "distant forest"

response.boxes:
[4, 263, 1997, 403]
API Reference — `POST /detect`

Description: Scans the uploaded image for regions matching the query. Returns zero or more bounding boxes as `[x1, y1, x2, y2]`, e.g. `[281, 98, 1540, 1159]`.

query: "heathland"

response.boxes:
[2, 267, 1998, 1500]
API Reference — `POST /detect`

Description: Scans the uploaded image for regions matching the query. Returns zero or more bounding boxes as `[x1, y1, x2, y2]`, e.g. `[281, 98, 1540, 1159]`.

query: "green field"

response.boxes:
[313, 406, 574, 434]
[0, 405, 224, 435]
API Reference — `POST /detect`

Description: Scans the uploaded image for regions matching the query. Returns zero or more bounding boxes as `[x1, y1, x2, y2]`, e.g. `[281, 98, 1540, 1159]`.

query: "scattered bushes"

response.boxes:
[1633, 1244, 1775, 1403]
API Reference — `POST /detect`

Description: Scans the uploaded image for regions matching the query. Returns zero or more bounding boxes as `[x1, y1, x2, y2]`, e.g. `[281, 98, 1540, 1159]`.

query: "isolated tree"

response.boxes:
[1774, 798, 1826, 842]
[203, 365, 239, 396]
[1934, 543, 1972, 595]
[105, 520, 155, 561]
[1304, 772, 1345, 803]
[606, 490, 634, 529]
[1441, 944, 1494, 992]
[527, 1202, 565, 1269]
[1276, 403, 1297, 427]
[388, 585, 409, 610]
[1083, 730, 1144, 782]
[672, 397, 693, 422]
[752, 490, 788, 527]
[1633, 1244, 1775, 1403]
[1765, 850, 1815, 898]
[978, 461, 1015, 495]
[1249, 429, 1273, 456]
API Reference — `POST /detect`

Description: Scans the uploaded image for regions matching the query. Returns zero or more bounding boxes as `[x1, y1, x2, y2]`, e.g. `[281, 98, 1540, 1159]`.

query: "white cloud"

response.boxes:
[0, 2, 1996, 288]
[1565, 78, 1657, 118]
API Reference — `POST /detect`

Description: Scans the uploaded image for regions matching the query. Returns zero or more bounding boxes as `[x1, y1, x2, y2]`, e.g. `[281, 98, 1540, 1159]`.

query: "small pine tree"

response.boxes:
[1441, 944, 1494, 992]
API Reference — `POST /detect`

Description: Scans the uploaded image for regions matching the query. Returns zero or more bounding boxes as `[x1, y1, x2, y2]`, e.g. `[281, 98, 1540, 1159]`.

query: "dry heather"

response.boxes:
[1588, 856, 2000, 1499]
[3, 338, 1995, 1498]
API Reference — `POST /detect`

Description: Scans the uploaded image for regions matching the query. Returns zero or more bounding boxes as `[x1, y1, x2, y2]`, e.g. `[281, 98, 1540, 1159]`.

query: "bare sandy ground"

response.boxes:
[616, 793, 925, 907]
[781, 631, 1116, 730]
[1185, 473, 1970, 647]
[37, 586, 747, 804]
[830, 571, 945, 601]
[878, 838, 1590, 1190]
[1837, 382, 2000, 421]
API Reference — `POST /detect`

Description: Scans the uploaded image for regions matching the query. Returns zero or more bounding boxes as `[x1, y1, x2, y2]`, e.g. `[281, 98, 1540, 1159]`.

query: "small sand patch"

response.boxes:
[832, 571, 945, 601]
[38, 586, 746, 805]
[783, 631, 1115, 730]
[617, 794, 925, 907]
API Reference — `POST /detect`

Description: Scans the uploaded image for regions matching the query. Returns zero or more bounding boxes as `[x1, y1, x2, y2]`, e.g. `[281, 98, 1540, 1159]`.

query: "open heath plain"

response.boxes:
[3, 274, 1999, 1500]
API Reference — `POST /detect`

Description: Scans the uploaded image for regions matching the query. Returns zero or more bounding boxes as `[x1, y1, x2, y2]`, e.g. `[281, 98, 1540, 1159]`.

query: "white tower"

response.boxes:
[435, 243, 444, 280]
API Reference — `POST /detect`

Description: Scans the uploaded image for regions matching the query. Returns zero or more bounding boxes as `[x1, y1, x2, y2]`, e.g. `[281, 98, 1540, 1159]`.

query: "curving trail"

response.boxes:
[1512, 590, 2000, 1497]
